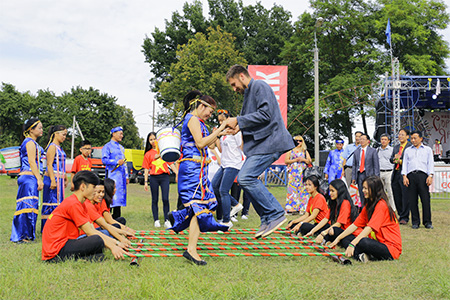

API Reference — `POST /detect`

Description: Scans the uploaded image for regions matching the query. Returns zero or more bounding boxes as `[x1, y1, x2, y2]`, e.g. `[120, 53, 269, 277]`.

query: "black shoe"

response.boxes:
[183, 251, 207, 266]
[411, 224, 419, 229]
[399, 220, 408, 225]
[425, 223, 434, 229]
[167, 211, 175, 227]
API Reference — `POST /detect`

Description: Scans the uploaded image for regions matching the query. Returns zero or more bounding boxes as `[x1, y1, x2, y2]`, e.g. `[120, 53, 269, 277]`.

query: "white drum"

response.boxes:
[156, 127, 181, 162]
[0, 146, 20, 170]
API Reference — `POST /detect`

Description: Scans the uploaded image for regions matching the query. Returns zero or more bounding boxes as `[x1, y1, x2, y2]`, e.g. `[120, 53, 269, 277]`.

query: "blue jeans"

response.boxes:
[238, 152, 285, 225]
[212, 167, 239, 222]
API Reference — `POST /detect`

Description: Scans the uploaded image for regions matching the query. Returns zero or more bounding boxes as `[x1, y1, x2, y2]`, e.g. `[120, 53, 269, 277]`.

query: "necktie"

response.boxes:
[395, 145, 403, 170]
[359, 149, 365, 173]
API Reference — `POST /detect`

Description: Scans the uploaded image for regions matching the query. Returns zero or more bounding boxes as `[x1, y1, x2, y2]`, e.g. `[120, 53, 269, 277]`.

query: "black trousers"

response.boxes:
[406, 171, 432, 226]
[111, 206, 121, 219]
[149, 173, 170, 221]
[392, 170, 410, 222]
[299, 222, 330, 236]
[230, 182, 251, 215]
[47, 235, 105, 263]
[353, 237, 393, 261]
[324, 227, 355, 248]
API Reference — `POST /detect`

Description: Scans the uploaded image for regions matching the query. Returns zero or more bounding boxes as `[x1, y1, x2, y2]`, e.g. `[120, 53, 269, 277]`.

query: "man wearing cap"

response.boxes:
[102, 127, 128, 219]
[324, 139, 345, 183]
[377, 133, 396, 212]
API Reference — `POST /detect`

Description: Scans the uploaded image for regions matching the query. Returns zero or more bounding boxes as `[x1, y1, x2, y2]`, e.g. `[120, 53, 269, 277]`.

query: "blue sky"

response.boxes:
[1, 0, 449, 139]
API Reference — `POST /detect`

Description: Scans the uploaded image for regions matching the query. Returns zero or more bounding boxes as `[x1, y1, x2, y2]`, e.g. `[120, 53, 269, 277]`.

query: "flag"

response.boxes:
[385, 18, 391, 47]
[436, 78, 441, 96]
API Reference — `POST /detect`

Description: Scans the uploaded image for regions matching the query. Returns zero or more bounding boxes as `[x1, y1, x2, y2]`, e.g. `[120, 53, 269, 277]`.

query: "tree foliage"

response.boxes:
[142, 0, 294, 109]
[157, 26, 247, 126]
[0, 84, 142, 152]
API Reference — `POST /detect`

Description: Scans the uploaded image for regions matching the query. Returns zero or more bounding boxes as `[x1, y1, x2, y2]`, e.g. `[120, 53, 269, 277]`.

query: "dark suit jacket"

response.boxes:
[352, 146, 380, 181]
[390, 141, 412, 172]
[237, 79, 294, 156]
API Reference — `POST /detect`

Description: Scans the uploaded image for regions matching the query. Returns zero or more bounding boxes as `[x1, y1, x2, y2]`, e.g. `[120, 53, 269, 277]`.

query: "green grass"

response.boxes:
[1, 175, 449, 299]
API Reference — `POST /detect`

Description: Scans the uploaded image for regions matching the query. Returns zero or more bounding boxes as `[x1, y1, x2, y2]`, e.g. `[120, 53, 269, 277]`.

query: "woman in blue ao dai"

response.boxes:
[10, 118, 45, 243]
[169, 90, 230, 265]
[41, 125, 68, 231]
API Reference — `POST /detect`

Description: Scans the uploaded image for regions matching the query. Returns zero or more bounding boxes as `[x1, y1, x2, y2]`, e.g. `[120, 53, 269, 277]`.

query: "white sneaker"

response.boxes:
[164, 220, 171, 228]
[154, 220, 161, 228]
[358, 253, 369, 263]
[231, 216, 238, 222]
[230, 203, 243, 217]
[241, 215, 248, 220]
[217, 219, 223, 223]
[219, 221, 233, 229]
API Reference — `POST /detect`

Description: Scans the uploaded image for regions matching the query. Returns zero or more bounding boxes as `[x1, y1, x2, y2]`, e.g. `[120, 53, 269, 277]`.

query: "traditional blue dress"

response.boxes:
[170, 114, 228, 233]
[10, 138, 44, 242]
[102, 140, 127, 207]
[324, 149, 344, 183]
[41, 142, 66, 231]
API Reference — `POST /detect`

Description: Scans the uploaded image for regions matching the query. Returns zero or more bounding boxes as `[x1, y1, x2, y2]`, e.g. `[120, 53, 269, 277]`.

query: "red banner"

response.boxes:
[248, 65, 289, 165]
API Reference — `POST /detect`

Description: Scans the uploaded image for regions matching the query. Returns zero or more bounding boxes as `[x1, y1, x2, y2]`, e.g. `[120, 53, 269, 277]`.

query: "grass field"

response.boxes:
[0, 175, 449, 300]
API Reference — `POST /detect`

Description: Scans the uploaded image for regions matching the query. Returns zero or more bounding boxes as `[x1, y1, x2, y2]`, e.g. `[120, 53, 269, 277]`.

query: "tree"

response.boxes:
[281, 0, 449, 153]
[0, 84, 142, 151]
[374, 0, 450, 75]
[142, 0, 294, 111]
[157, 26, 247, 127]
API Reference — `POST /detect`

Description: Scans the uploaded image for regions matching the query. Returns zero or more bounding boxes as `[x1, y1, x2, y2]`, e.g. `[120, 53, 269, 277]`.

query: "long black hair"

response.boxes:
[363, 176, 396, 221]
[104, 177, 115, 209]
[303, 175, 325, 196]
[22, 118, 41, 142]
[144, 132, 157, 154]
[46, 125, 67, 149]
[328, 179, 358, 224]
[182, 90, 216, 116]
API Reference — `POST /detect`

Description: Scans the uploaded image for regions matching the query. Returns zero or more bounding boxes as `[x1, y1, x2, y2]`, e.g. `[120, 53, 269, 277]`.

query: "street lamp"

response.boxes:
[314, 17, 323, 166]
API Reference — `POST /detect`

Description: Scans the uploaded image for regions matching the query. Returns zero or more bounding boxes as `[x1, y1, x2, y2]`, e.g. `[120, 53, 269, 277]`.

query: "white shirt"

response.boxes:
[220, 131, 244, 169]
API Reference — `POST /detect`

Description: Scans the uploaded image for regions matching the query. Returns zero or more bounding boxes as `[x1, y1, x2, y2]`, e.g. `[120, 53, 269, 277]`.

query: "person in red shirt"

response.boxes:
[286, 175, 330, 236]
[311, 179, 360, 248]
[42, 171, 128, 262]
[70, 140, 93, 191]
[93, 179, 135, 235]
[142, 132, 178, 229]
[329, 175, 402, 262]
[80, 184, 132, 246]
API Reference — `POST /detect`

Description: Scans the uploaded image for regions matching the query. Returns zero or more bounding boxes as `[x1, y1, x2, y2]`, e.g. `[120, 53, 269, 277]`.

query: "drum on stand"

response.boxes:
[156, 128, 181, 162]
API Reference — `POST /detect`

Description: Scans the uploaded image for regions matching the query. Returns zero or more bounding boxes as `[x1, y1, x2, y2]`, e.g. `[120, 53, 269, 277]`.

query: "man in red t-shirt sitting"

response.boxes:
[42, 170, 127, 262]
[70, 140, 93, 191]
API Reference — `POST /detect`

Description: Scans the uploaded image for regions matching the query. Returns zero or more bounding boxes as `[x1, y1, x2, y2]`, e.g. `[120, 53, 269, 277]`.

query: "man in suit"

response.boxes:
[402, 130, 434, 229]
[390, 128, 412, 225]
[225, 64, 295, 238]
[352, 133, 380, 206]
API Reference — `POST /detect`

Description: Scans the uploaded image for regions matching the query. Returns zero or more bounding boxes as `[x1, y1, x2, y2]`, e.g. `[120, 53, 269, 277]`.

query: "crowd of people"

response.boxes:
[9, 64, 436, 265]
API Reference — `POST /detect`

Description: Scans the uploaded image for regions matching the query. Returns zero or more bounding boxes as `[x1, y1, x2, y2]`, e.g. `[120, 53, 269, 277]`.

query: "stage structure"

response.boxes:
[375, 63, 450, 146]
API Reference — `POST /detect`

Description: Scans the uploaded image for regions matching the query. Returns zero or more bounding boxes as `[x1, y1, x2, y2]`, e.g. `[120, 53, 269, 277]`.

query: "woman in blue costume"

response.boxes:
[169, 90, 230, 265]
[11, 118, 45, 243]
[41, 125, 68, 231]
[324, 139, 345, 183]
[102, 127, 128, 221]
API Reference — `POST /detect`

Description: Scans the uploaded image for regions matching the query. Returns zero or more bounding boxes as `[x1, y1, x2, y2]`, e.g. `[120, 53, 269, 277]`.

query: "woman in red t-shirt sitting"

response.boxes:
[329, 176, 402, 262]
[311, 179, 359, 248]
[286, 175, 330, 236]
[143, 132, 178, 228]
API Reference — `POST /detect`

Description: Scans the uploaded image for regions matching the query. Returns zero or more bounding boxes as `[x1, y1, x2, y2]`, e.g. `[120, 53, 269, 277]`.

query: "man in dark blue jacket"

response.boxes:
[225, 65, 294, 238]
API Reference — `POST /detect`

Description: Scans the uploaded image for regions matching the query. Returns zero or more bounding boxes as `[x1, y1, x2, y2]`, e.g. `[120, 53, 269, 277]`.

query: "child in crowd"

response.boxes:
[70, 140, 93, 191]
[286, 175, 329, 236]
[42, 171, 127, 262]
[311, 179, 359, 247]
[329, 176, 402, 262]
